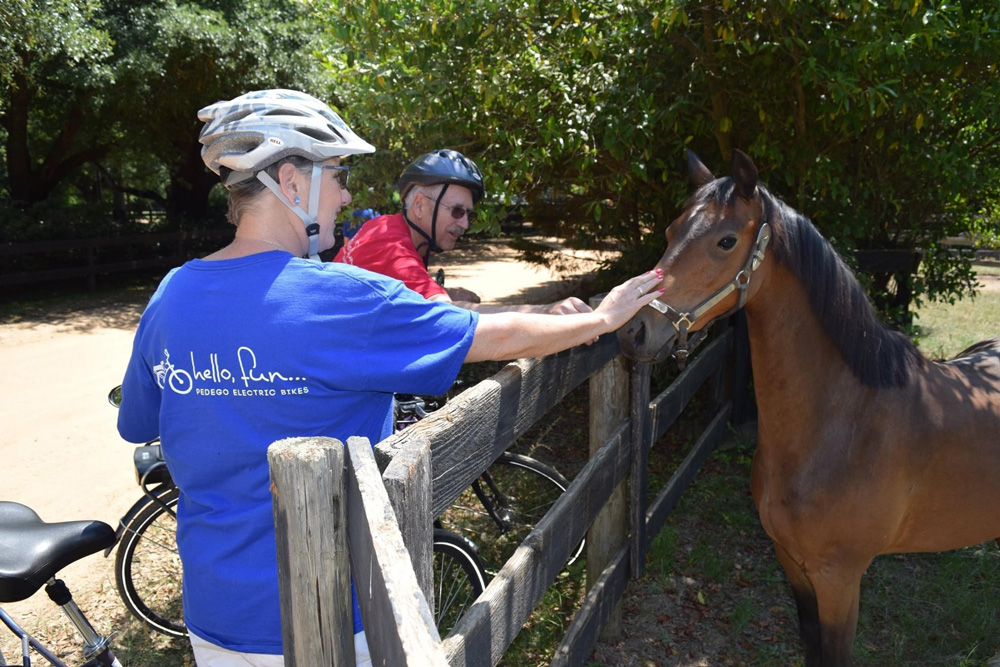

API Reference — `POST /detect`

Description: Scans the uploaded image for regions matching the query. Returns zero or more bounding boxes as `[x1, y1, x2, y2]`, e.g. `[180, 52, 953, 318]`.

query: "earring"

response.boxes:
[294, 196, 301, 205]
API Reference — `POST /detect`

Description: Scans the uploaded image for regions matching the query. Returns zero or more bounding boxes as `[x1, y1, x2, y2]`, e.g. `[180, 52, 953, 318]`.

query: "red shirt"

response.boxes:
[334, 213, 447, 299]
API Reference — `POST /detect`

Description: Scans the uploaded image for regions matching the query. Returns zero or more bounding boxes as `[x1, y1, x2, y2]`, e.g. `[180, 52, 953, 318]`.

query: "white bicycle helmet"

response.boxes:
[197, 89, 376, 261]
[199, 89, 375, 185]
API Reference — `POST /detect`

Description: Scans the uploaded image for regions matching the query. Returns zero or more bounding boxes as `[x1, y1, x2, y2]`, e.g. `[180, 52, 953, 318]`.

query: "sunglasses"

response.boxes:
[437, 201, 478, 223]
[321, 164, 351, 189]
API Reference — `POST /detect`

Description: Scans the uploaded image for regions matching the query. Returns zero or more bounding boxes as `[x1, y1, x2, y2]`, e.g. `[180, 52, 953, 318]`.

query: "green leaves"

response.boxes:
[0, 0, 113, 88]
[313, 0, 1000, 313]
[3, 0, 998, 313]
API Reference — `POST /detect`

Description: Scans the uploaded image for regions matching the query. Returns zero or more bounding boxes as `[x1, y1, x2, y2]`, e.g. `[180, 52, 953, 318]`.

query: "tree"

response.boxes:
[320, 0, 1000, 313]
[102, 0, 327, 222]
[0, 0, 114, 205]
[0, 0, 327, 226]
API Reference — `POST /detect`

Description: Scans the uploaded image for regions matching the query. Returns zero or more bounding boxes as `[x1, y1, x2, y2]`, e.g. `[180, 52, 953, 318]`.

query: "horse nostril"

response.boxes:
[633, 320, 646, 347]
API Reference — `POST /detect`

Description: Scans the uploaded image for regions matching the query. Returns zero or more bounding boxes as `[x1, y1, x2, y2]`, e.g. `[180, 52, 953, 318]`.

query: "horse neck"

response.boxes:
[743, 263, 861, 431]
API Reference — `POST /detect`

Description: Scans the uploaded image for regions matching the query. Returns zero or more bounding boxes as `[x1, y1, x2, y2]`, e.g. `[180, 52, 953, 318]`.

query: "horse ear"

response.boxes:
[686, 150, 715, 188]
[731, 149, 759, 200]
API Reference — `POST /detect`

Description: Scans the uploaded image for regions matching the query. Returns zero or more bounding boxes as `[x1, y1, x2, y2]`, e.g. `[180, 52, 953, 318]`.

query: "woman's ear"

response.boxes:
[277, 162, 303, 204]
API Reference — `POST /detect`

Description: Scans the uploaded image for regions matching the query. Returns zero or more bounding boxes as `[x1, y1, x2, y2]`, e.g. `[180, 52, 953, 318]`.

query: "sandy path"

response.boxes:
[0, 238, 603, 657]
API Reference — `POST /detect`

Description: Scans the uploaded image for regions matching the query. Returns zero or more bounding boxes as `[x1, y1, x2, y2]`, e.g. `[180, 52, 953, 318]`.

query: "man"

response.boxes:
[335, 149, 589, 314]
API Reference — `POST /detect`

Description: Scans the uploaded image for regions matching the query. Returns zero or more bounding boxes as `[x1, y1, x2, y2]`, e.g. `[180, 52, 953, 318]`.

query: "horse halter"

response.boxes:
[646, 221, 772, 366]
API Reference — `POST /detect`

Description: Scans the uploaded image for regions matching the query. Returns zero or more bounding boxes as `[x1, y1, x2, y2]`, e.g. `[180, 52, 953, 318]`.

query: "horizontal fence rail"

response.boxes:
[376, 334, 620, 518]
[271, 316, 748, 667]
[0, 229, 232, 289]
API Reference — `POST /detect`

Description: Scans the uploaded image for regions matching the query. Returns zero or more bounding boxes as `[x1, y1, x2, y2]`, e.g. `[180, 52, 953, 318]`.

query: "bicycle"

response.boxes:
[395, 394, 585, 572]
[108, 385, 581, 640]
[0, 502, 123, 666]
[106, 389, 488, 639]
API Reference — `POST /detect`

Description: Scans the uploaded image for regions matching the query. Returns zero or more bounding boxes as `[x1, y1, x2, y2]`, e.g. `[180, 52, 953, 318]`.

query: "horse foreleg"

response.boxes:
[773, 543, 822, 666]
[808, 561, 865, 667]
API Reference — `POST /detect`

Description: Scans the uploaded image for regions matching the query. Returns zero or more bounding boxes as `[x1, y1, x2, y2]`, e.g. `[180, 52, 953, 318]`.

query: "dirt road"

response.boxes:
[0, 237, 604, 654]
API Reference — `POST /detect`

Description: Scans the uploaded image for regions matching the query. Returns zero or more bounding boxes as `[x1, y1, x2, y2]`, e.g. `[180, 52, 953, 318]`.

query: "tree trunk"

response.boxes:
[1, 69, 109, 205]
[166, 140, 219, 222]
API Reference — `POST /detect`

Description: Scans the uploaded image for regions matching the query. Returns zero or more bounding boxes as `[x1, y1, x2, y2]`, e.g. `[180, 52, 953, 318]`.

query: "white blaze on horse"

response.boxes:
[617, 149, 1000, 667]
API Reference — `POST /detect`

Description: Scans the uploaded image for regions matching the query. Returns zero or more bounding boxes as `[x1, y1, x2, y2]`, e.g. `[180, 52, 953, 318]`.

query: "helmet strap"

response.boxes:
[402, 184, 449, 268]
[256, 165, 323, 262]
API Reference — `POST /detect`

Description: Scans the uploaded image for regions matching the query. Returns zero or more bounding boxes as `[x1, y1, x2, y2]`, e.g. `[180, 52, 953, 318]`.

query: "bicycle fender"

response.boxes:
[103, 485, 175, 557]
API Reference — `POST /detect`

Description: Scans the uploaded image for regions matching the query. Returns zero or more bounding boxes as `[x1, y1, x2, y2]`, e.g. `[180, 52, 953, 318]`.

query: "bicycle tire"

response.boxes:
[433, 528, 487, 637]
[116, 491, 487, 642]
[114, 486, 186, 638]
[438, 452, 585, 571]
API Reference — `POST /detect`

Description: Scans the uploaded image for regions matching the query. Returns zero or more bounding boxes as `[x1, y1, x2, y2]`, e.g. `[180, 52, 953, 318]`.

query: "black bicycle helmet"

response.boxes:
[398, 149, 485, 203]
[398, 149, 485, 267]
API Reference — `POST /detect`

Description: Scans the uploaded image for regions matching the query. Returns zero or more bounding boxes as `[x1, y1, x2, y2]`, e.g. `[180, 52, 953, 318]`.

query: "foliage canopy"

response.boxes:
[324, 0, 1000, 313]
[2, 0, 998, 314]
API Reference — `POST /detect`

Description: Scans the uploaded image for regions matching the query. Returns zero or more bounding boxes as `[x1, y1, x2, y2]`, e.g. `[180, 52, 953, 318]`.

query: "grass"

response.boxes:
[634, 437, 1000, 666]
[912, 263, 1000, 359]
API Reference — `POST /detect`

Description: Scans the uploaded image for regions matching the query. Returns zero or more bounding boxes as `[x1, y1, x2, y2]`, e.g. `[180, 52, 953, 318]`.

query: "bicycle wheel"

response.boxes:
[438, 452, 585, 571]
[433, 528, 487, 637]
[114, 487, 186, 638]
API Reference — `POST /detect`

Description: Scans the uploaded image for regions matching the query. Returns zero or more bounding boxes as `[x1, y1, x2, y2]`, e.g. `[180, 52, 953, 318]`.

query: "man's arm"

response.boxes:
[465, 271, 662, 362]
[440, 293, 593, 315]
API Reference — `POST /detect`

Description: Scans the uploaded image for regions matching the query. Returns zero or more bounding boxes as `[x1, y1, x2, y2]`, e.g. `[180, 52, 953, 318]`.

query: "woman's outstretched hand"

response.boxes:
[595, 269, 664, 332]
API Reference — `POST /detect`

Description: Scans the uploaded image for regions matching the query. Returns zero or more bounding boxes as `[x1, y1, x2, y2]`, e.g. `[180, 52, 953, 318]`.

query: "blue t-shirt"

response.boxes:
[117, 251, 477, 654]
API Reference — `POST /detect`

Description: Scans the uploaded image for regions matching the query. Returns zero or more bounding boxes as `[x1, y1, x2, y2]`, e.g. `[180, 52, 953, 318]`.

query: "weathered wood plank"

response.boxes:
[442, 420, 632, 667]
[379, 434, 435, 611]
[649, 328, 733, 443]
[268, 437, 354, 667]
[586, 348, 629, 640]
[629, 361, 652, 578]
[377, 335, 620, 518]
[645, 402, 732, 545]
[551, 542, 630, 667]
[345, 436, 448, 667]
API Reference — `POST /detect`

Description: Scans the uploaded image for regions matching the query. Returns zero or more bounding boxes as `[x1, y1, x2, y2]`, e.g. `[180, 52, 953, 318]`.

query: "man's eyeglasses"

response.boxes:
[322, 165, 350, 189]
[438, 201, 478, 223]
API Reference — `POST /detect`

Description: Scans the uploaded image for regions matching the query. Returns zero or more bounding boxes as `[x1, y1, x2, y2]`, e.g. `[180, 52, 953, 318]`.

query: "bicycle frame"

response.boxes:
[1, 605, 67, 666]
[1, 601, 121, 667]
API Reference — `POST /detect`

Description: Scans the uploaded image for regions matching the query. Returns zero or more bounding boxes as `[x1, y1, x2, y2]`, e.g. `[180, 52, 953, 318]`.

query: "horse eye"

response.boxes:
[718, 236, 737, 251]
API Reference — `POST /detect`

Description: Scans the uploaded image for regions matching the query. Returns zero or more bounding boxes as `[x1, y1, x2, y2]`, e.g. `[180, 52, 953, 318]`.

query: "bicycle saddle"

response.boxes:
[0, 501, 115, 603]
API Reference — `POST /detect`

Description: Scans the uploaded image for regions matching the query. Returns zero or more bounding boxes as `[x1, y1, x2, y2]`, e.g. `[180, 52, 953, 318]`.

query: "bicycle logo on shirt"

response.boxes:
[153, 350, 193, 394]
[152, 347, 310, 397]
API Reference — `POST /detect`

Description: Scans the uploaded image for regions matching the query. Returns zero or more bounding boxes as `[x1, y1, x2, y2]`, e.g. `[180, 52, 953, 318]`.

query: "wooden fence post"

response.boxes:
[375, 434, 435, 610]
[587, 319, 630, 639]
[268, 437, 354, 667]
[86, 240, 96, 291]
[629, 361, 652, 578]
[345, 437, 448, 666]
[731, 310, 755, 425]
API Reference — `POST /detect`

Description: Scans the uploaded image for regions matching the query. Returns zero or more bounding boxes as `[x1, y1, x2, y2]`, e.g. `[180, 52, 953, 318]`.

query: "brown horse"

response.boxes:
[618, 149, 1000, 666]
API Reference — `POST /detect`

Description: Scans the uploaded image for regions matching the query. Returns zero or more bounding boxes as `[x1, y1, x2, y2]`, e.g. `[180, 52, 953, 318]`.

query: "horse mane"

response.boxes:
[693, 178, 924, 388]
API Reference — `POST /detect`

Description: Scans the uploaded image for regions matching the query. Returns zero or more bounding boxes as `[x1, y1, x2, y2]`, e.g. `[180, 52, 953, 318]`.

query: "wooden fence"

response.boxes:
[0, 230, 232, 290]
[268, 311, 748, 666]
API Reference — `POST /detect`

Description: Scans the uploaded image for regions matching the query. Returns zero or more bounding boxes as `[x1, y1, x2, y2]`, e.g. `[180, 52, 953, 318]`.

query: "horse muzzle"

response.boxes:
[616, 309, 679, 363]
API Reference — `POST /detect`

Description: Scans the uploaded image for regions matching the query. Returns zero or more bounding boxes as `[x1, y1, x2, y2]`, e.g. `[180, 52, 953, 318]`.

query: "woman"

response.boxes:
[117, 89, 663, 666]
